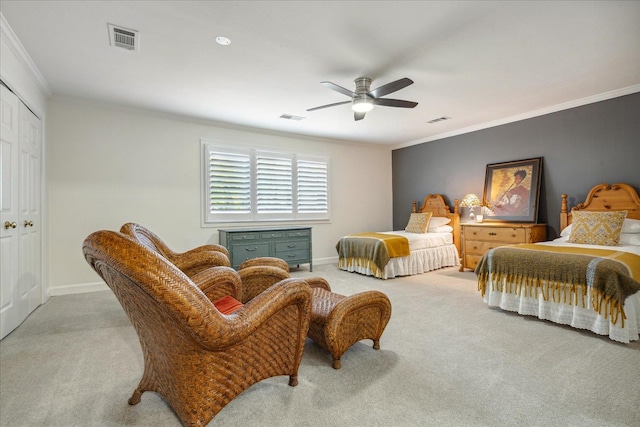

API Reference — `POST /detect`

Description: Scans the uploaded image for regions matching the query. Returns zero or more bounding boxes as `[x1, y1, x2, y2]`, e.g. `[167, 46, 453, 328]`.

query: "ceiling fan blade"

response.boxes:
[354, 111, 366, 121]
[306, 100, 351, 112]
[372, 98, 418, 108]
[368, 77, 413, 99]
[321, 81, 356, 98]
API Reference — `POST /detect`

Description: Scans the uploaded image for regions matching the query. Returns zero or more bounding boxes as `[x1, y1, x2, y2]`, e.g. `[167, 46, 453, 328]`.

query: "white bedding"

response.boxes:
[338, 230, 459, 279]
[482, 237, 640, 343]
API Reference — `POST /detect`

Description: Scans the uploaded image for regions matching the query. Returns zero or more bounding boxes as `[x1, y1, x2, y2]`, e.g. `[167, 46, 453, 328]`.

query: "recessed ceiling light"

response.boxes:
[215, 36, 231, 46]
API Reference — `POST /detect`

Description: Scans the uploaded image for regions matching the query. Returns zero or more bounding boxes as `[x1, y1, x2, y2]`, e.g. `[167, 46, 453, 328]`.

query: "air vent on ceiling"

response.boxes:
[280, 114, 305, 121]
[108, 24, 139, 51]
[427, 116, 451, 124]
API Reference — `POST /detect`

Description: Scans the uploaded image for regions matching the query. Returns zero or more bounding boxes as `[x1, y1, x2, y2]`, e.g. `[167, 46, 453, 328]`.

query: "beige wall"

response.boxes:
[47, 97, 393, 293]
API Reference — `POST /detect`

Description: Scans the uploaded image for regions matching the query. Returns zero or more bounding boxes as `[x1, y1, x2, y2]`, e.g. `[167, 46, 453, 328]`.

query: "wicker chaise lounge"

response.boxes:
[83, 230, 312, 426]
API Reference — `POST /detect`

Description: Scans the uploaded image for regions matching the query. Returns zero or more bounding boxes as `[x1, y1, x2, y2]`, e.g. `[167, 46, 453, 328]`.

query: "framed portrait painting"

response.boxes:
[482, 157, 542, 222]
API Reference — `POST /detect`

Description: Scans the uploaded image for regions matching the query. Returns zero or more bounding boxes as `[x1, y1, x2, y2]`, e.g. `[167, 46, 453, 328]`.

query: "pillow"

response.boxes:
[429, 225, 454, 233]
[568, 210, 627, 246]
[405, 212, 432, 233]
[619, 233, 640, 246]
[213, 295, 244, 315]
[563, 217, 640, 236]
[427, 216, 451, 230]
[622, 218, 640, 233]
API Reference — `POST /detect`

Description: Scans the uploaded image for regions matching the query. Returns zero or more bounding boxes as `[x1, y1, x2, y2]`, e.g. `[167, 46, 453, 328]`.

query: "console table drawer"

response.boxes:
[260, 231, 285, 240]
[276, 249, 309, 264]
[229, 232, 259, 242]
[275, 240, 309, 252]
[230, 243, 270, 267]
[286, 229, 310, 238]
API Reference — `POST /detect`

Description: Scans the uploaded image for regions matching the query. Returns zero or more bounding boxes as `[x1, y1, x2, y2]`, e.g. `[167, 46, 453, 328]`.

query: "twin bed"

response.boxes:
[476, 183, 640, 343]
[336, 194, 461, 280]
[335, 184, 640, 344]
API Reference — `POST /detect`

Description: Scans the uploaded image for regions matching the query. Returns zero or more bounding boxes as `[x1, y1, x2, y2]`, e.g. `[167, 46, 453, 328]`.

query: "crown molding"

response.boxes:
[395, 84, 640, 150]
[1, 12, 52, 97]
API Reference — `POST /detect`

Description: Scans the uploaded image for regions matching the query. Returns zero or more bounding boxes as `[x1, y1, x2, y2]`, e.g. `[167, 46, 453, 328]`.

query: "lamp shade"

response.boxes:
[460, 193, 481, 208]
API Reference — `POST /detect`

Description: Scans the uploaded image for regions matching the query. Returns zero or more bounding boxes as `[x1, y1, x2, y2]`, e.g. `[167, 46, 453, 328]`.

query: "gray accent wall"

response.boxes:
[392, 92, 640, 237]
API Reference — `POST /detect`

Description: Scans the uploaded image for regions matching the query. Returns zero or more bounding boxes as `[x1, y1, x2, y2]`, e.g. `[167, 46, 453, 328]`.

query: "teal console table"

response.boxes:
[219, 226, 312, 271]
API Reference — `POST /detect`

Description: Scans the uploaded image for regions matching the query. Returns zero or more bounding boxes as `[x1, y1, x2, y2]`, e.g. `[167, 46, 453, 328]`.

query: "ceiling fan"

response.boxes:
[307, 77, 418, 121]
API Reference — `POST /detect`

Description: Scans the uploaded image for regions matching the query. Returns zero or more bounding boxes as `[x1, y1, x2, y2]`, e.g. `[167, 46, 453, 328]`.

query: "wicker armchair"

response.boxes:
[83, 230, 312, 427]
[121, 222, 292, 276]
[120, 222, 231, 276]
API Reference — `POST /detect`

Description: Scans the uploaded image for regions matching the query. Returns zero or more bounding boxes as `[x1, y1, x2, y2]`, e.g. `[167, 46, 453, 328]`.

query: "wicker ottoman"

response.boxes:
[308, 286, 392, 369]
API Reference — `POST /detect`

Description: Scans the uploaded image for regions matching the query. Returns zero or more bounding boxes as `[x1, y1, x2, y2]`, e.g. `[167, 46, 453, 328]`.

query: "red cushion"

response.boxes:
[213, 295, 244, 315]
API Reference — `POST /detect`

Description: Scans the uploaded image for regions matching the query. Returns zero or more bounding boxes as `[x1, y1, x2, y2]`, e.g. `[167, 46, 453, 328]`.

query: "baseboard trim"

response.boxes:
[48, 258, 339, 296]
[49, 281, 108, 296]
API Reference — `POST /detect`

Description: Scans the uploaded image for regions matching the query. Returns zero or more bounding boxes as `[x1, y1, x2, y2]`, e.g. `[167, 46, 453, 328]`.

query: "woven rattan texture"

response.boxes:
[239, 257, 290, 273]
[308, 287, 392, 369]
[83, 230, 312, 426]
[120, 223, 231, 275]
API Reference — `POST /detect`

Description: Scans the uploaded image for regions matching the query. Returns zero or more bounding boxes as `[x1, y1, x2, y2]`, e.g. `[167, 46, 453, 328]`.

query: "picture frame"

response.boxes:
[482, 157, 543, 222]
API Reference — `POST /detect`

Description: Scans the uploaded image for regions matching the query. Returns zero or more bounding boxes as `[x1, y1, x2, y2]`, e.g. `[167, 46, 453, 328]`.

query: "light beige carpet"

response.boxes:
[1, 264, 638, 426]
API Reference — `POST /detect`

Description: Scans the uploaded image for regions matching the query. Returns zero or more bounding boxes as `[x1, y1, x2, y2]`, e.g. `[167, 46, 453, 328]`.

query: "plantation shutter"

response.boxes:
[203, 141, 330, 223]
[208, 149, 251, 214]
[297, 158, 328, 214]
[256, 153, 292, 214]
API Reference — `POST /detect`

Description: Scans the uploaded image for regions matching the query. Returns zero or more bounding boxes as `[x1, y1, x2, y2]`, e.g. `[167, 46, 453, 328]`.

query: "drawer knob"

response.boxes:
[489, 232, 497, 236]
[287, 244, 297, 248]
[245, 247, 257, 252]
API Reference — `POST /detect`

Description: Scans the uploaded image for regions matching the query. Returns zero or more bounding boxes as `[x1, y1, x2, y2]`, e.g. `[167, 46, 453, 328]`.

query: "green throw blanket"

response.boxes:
[336, 232, 410, 275]
[476, 244, 640, 327]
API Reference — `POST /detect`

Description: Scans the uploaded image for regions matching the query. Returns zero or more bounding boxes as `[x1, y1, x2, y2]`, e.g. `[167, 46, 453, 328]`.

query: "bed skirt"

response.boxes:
[483, 277, 640, 343]
[338, 244, 460, 280]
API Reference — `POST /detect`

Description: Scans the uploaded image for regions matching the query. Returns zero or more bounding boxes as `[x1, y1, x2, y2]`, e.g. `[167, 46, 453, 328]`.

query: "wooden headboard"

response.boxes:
[412, 194, 461, 255]
[560, 183, 640, 230]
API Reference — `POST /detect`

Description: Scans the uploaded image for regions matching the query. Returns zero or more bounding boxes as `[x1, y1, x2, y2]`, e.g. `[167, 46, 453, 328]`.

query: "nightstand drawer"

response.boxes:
[460, 223, 546, 271]
[464, 240, 504, 255]
[465, 227, 525, 243]
[465, 254, 484, 270]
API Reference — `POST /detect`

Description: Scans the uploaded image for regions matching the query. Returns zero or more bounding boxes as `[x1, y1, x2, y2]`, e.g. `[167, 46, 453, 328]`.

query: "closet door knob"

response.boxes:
[4, 221, 17, 229]
[24, 221, 34, 227]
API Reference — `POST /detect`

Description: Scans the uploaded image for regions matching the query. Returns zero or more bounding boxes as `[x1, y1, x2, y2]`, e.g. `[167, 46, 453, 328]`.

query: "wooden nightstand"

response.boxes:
[460, 223, 546, 271]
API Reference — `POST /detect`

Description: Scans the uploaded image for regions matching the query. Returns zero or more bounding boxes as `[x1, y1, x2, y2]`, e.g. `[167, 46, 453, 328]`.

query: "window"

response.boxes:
[203, 141, 330, 224]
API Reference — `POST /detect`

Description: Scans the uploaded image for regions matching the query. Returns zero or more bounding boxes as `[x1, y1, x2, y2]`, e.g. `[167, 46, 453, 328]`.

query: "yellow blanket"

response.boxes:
[336, 232, 410, 276]
[476, 244, 640, 327]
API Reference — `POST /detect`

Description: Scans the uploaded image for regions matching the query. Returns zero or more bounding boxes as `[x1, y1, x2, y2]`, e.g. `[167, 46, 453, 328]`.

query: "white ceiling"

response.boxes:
[2, 1, 639, 146]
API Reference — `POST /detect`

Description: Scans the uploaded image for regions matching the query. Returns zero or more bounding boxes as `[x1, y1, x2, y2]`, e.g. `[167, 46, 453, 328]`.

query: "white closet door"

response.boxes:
[0, 85, 42, 339]
[19, 101, 42, 314]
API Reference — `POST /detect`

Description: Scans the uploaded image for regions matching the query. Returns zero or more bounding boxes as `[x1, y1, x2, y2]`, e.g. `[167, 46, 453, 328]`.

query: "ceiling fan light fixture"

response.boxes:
[352, 96, 373, 113]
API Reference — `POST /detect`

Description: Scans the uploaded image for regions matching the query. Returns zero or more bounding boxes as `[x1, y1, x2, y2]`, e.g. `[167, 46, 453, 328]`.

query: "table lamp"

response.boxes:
[460, 193, 482, 222]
